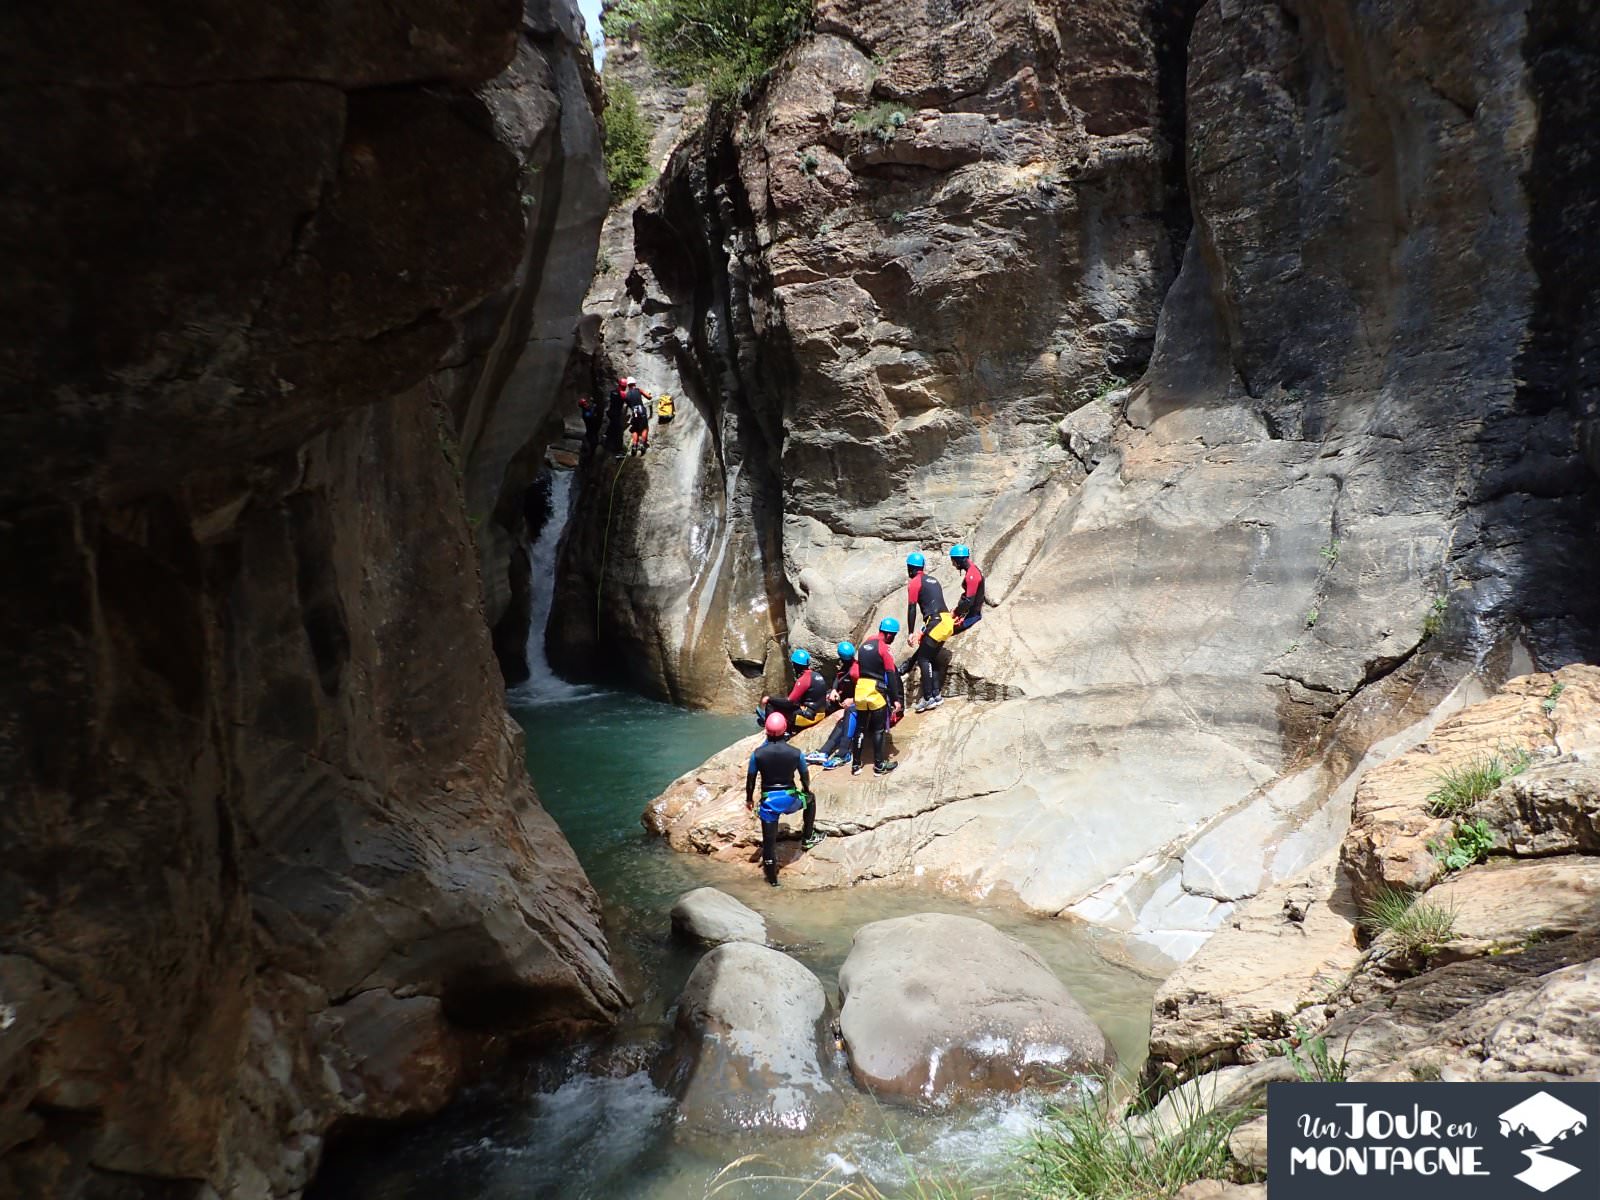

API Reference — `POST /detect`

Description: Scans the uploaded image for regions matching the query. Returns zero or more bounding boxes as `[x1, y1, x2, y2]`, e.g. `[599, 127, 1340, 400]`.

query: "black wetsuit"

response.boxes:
[903, 572, 951, 700]
[745, 737, 815, 878]
[850, 636, 902, 769]
[763, 666, 831, 727]
[579, 399, 601, 450]
[605, 387, 626, 455]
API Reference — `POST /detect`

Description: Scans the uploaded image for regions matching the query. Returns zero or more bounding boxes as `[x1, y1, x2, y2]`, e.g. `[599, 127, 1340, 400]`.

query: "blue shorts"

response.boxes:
[954, 612, 982, 633]
[758, 789, 809, 823]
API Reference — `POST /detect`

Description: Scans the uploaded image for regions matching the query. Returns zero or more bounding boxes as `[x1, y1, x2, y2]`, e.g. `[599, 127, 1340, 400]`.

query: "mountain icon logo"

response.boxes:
[1499, 1092, 1589, 1194]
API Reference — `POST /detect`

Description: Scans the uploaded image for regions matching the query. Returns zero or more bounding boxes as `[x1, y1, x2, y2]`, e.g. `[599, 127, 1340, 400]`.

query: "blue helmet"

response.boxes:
[790, 648, 811, 668]
[836, 640, 856, 660]
[906, 551, 925, 569]
[879, 617, 900, 635]
[950, 543, 972, 561]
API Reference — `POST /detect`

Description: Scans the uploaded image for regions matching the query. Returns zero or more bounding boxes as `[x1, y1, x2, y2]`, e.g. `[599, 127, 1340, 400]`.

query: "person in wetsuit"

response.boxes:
[808, 641, 857, 768]
[625, 378, 651, 455]
[745, 712, 822, 886]
[949, 544, 986, 633]
[578, 394, 601, 454]
[757, 648, 831, 731]
[849, 618, 903, 775]
[606, 378, 627, 459]
[900, 551, 956, 711]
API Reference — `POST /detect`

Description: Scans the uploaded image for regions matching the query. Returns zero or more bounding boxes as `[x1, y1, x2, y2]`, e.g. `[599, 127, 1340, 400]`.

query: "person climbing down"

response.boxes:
[606, 378, 628, 460]
[806, 641, 857, 769]
[756, 648, 830, 732]
[901, 551, 955, 712]
[625, 377, 652, 455]
[949, 544, 986, 633]
[577, 394, 601, 454]
[745, 712, 822, 886]
[849, 619, 903, 776]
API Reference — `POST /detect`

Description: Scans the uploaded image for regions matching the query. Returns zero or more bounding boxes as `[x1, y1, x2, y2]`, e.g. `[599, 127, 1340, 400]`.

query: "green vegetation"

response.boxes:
[1544, 680, 1565, 715]
[1422, 594, 1448, 639]
[603, 0, 813, 100]
[1319, 540, 1341, 566]
[1304, 608, 1319, 628]
[799, 150, 819, 174]
[852, 100, 912, 142]
[602, 79, 653, 200]
[1015, 1093, 1246, 1200]
[1425, 749, 1531, 818]
[1270, 1022, 1349, 1083]
[1360, 888, 1457, 957]
[1429, 817, 1496, 872]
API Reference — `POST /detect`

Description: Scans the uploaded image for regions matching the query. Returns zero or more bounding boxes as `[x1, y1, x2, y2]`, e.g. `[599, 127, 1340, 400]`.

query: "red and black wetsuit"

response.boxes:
[765, 665, 830, 726]
[849, 636, 902, 769]
[953, 562, 986, 632]
[903, 572, 951, 699]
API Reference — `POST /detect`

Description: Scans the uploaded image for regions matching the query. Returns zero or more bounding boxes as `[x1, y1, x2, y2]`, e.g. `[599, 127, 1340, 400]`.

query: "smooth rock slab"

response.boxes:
[1424, 857, 1600, 953]
[670, 887, 768, 947]
[837, 913, 1113, 1105]
[665, 942, 840, 1137]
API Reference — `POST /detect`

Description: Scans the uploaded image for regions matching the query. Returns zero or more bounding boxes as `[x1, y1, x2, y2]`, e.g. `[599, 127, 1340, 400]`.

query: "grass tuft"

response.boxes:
[1360, 888, 1457, 956]
[1425, 749, 1531, 818]
[1015, 1092, 1243, 1200]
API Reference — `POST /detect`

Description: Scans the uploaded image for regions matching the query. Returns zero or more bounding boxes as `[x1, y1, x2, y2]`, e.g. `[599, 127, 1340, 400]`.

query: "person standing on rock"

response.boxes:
[757, 648, 830, 731]
[746, 712, 822, 886]
[949, 544, 986, 633]
[624, 377, 652, 455]
[606, 377, 628, 460]
[901, 552, 955, 711]
[577, 394, 601, 455]
[849, 619, 903, 776]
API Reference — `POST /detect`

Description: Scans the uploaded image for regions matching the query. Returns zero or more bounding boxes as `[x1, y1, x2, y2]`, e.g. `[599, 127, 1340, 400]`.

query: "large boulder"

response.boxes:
[664, 942, 842, 1137]
[1421, 857, 1600, 958]
[1478, 758, 1600, 857]
[670, 887, 768, 947]
[837, 913, 1113, 1105]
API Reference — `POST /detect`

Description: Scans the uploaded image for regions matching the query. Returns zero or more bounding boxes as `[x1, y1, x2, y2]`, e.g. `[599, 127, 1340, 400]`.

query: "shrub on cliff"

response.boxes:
[603, 79, 654, 200]
[604, 0, 813, 100]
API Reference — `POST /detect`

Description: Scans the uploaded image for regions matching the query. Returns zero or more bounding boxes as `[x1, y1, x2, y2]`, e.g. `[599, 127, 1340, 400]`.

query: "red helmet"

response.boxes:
[764, 712, 788, 737]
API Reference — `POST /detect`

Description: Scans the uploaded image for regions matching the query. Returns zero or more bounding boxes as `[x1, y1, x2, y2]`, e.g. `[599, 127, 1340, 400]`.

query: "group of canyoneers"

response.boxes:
[743, 545, 987, 885]
[577, 377, 675, 460]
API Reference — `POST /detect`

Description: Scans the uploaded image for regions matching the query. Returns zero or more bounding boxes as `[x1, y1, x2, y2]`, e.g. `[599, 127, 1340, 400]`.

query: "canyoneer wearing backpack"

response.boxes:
[848, 619, 903, 775]
[901, 552, 954, 711]
[745, 712, 823, 886]
[756, 648, 830, 731]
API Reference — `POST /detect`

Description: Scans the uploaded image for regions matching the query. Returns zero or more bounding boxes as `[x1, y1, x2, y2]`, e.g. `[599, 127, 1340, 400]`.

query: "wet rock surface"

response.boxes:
[0, 3, 622, 1196]
[663, 942, 842, 1137]
[837, 913, 1114, 1105]
[671, 887, 770, 947]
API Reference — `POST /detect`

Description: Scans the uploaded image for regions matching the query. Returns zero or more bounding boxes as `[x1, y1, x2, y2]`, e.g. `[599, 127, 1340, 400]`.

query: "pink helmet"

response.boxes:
[764, 712, 788, 737]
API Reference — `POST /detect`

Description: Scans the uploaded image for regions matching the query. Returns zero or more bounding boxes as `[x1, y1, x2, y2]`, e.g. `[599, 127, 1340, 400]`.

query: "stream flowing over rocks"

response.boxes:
[2, 2, 623, 1196]
[584, 0, 1600, 963]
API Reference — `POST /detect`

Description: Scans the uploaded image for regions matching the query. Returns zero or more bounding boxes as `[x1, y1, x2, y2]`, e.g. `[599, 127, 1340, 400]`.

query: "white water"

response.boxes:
[507, 470, 600, 707]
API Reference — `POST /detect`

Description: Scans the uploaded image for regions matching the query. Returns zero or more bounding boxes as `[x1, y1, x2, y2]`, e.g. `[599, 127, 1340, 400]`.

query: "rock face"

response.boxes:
[0, 4, 623, 1197]
[670, 887, 769, 947]
[604, 0, 1600, 956]
[837, 913, 1113, 1105]
[663, 942, 841, 1136]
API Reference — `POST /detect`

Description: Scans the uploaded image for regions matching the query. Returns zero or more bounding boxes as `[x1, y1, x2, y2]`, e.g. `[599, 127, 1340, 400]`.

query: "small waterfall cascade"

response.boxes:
[509, 470, 597, 706]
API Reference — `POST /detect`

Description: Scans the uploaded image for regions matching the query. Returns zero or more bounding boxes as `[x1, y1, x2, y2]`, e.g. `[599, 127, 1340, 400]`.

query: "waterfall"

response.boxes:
[509, 470, 597, 707]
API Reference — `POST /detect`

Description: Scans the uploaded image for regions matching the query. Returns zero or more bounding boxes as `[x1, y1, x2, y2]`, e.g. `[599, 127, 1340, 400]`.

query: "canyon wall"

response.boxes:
[579, 0, 1600, 959]
[0, 3, 622, 1197]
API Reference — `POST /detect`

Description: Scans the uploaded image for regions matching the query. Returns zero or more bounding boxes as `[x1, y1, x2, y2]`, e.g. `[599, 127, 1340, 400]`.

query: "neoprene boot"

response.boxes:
[763, 859, 779, 887]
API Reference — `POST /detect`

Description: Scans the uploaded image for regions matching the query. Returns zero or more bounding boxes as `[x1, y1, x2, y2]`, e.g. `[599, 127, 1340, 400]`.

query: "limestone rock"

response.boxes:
[670, 887, 769, 947]
[1423, 857, 1600, 958]
[0, 3, 623, 1195]
[1148, 855, 1361, 1067]
[1127, 1059, 1294, 1143]
[1341, 669, 1599, 906]
[1176, 1184, 1266, 1200]
[837, 913, 1113, 1105]
[1228, 1115, 1269, 1176]
[1478, 759, 1600, 857]
[664, 942, 841, 1137]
